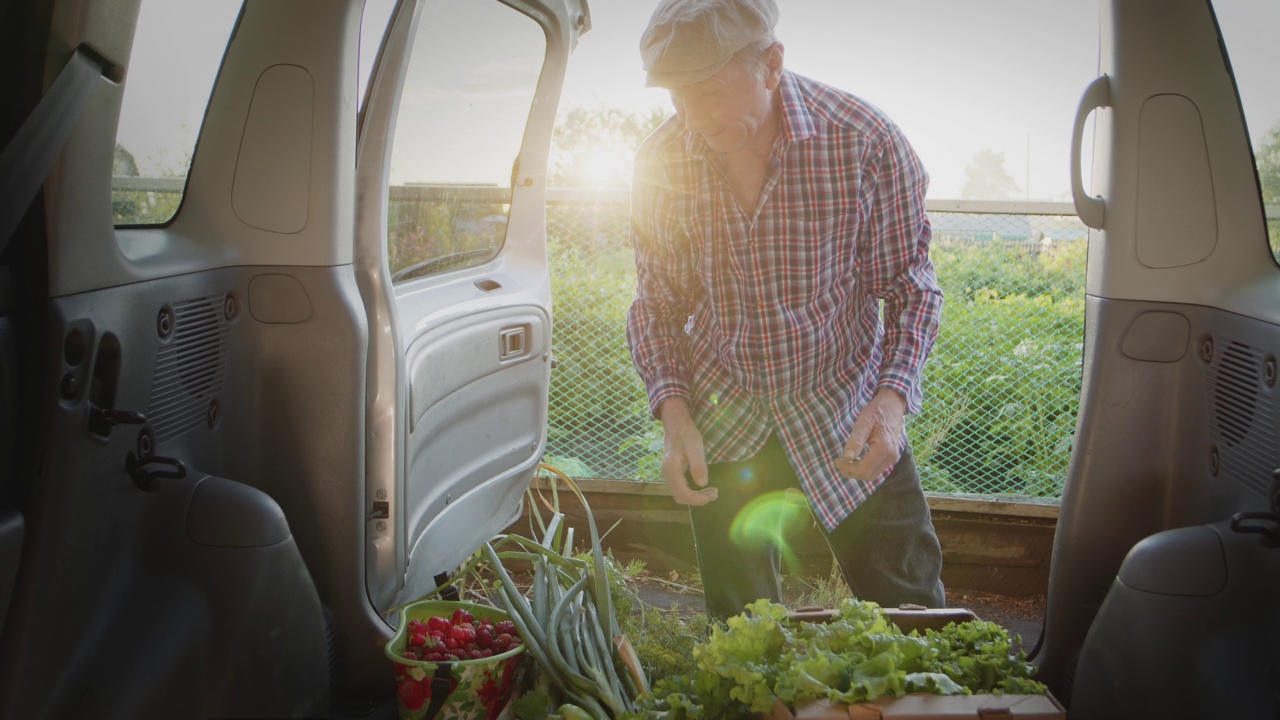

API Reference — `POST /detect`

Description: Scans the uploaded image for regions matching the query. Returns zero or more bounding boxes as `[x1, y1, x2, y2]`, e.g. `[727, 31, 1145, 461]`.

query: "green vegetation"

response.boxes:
[385, 194, 507, 277]
[545, 233, 657, 480]
[112, 190, 183, 226]
[1257, 120, 1280, 259]
[544, 210, 1088, 498]
[625, 598, 1045, 719]
[913, 239, 1086, 497]
[111, 144, 187, 226]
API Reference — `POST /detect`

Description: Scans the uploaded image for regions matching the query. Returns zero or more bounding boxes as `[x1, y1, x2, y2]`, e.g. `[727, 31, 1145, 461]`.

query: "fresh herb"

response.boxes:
[626, 598, 1047, 719]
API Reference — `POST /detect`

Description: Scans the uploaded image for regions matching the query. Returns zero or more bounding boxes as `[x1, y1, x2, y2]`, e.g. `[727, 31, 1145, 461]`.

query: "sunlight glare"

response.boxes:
[583, 148, 629, 186]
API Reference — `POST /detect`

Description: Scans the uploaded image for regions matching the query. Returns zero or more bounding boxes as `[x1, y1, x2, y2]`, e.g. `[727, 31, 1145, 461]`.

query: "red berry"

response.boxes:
[444, 637, 459, 650]
[427, 616, 450, 633]
[496, 633, 513, 646]
[468, 649, 484, 660]
[401, 650, 419, 661]
[397, 678, 426, 711]
[475, 628, 492, 648]
[479, 616, 494, 627]
[481, 648, 493, 657]
[495, 620, 516, 635]
[424, 652, 444, 662]
[410, 633, 427, 647]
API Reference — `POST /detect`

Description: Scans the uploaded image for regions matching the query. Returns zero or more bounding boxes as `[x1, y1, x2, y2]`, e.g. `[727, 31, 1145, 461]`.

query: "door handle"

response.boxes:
[499, 326, 528, 360]
[1072, 74, 1110, 230]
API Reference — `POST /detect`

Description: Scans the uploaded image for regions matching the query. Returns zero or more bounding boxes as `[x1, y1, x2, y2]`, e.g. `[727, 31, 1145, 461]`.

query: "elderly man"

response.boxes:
[625, 0, 946, 618]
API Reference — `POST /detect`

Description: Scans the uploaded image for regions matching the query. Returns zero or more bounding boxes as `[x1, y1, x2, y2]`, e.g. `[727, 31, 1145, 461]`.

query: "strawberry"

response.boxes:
[397, 678, 426, 712]
[427, 616, 451, 633]
[410, 633, 427, 647]
[451, 608, 474, 625]
[494, 620, 516, 636]
[476, 628, 493, 648]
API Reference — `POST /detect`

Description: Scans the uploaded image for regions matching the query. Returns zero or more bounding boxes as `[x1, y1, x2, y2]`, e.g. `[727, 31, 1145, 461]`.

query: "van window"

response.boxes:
[1212, 0, 1280, 258]
[112, 2, 242, 226]
[385, 0, 545, 283]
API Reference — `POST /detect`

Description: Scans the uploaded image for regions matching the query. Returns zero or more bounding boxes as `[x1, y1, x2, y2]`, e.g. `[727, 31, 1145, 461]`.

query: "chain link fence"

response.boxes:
[544, 191, 1091, 503]
[112, 178, 1090, 501]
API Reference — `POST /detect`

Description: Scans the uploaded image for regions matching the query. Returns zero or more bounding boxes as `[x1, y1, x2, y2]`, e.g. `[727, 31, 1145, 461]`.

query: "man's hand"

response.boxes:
[658, 398, 718, 506]
[835, 388, 907, 483]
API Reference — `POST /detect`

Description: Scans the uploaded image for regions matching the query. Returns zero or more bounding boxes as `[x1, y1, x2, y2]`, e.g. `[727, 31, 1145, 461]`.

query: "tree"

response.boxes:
[549, 104, 669, 187]
[113, 144, 139, 177]
[960, 148, 1020, 200]
[1256, 120, 1280, 207]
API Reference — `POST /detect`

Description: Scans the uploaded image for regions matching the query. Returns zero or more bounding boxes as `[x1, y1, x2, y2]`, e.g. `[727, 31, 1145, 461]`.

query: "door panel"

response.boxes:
[0, 268, 341, 719]
[1042, 0, 1279, 702]
[356, 0, 589, 610]
[399, 305, 549, 603]
[0, 0, 415, 709]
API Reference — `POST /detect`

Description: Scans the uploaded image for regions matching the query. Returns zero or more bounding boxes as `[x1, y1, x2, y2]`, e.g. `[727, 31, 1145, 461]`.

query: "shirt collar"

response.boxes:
[684, 70, 816, 160]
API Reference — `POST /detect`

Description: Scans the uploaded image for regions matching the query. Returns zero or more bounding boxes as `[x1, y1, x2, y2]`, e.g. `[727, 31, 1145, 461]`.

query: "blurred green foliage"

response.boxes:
[112, 190, 183, 226]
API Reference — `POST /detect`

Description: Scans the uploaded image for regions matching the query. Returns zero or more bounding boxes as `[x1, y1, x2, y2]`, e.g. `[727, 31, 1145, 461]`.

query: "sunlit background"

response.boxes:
[113, 0, 1280, 200]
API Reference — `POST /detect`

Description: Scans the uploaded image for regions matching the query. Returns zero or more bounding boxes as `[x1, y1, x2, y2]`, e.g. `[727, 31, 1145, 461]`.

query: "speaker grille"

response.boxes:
[1207, 338, 1275, 496]
[148, 295, 229, 443]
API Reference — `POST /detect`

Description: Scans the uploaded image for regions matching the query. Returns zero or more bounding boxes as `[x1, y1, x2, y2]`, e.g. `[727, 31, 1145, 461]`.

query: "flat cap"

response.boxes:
[640, 0, 779, 89]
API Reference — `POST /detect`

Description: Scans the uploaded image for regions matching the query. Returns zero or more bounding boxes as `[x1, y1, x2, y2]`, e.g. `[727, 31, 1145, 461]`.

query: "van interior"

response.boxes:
[0, 0, 1276, 717]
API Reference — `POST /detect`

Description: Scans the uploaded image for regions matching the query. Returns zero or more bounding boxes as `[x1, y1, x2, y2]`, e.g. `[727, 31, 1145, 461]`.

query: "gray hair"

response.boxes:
[733, 34, 779, 80]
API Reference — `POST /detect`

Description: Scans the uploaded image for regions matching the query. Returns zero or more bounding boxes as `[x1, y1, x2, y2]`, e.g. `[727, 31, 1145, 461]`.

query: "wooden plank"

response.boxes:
[530, 476, 1060, 520]
[510, 478, 1058, 597]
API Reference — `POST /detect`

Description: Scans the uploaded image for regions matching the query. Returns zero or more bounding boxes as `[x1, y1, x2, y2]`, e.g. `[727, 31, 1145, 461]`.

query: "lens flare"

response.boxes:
[728, 489, 811, 570]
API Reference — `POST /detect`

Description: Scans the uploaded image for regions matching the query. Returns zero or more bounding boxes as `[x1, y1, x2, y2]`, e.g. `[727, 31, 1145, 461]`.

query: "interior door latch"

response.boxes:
[1230, 469, 1280, 548]
[112, 409, 187, 491]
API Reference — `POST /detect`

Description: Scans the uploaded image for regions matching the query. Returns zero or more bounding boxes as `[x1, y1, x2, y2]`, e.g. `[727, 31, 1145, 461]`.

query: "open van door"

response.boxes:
[356, 0, 590, 610]
[1039, 0, 1280, 713]
[0, 0, 588, 713]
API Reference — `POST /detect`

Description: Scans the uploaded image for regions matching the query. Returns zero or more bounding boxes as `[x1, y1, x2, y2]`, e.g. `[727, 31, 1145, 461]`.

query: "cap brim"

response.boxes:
[644, 55, 733, 89]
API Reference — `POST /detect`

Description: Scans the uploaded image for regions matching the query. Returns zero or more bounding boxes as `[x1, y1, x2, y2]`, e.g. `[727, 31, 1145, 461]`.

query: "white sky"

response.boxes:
[116, 0, 1280, 201]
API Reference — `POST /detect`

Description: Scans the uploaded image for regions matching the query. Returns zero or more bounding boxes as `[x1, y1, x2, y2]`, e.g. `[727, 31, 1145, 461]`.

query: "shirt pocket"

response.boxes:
[769, 213, 860, 306]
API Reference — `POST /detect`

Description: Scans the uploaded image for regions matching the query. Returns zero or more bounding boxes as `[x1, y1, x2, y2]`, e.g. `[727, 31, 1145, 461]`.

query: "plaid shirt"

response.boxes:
[625, 71, 942, 531]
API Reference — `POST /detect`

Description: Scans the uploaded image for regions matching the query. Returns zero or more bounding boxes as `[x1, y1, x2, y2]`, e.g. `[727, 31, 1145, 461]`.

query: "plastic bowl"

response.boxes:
[385, 599, 527, 720]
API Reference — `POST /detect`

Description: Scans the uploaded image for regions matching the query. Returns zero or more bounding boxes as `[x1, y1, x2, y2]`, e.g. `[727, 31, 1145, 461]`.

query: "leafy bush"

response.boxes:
[387, 196, 507, 276]
[112, 190, 183, 226]
[912, 239, 1084, 497]
[546, 220, 660, 480]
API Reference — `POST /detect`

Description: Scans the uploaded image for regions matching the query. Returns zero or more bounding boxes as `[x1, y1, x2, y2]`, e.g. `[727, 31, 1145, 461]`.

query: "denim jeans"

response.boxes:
[688, 435, 945, 619]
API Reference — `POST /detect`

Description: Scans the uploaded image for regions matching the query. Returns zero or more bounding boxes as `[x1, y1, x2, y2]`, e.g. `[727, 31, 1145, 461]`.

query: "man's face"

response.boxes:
[668, 54, 775, 154]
